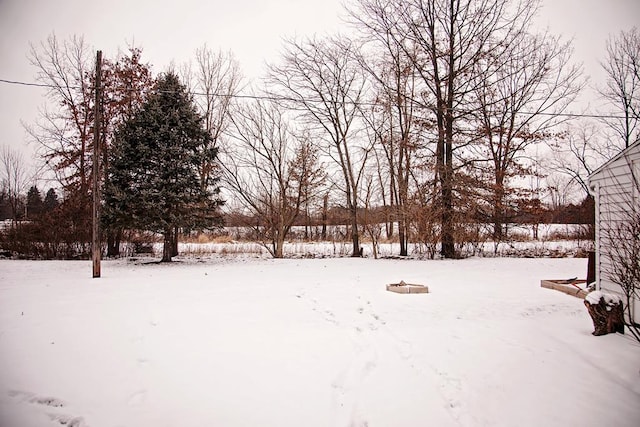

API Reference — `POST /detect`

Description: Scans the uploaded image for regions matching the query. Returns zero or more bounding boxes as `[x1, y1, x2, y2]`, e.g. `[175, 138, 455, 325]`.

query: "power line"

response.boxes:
[0, 78, 56, 88]
[0, 76, 303, 103]
[0, 76, 632, 120]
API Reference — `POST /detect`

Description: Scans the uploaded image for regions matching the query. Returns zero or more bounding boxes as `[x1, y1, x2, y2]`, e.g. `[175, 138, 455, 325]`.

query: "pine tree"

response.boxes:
[104, 72, 223, 261]
[26, 186, 44, 218]
[43, 188, 59, 212]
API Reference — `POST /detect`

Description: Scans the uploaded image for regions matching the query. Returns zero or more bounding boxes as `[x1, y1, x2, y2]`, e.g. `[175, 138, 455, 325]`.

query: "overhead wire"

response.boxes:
[0, 76, 632, 120]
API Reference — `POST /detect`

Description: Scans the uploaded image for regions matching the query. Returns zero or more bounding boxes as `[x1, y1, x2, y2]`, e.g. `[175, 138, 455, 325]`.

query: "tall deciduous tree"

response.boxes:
[289, 133, 326, 240]
[27, 35, 155, 256]
[268, 36, 370, 257]
[104, 72, 223, 262]
[27, 34, 94, 195]
[348, 1, 420, 255]
[221, 99, 309, 258]
[472, 28, 582, 241]
[181, 45, 242, 191]
[0, 145, 29, 223]
[548, 122, 618, 199]
[352, 0, 546, 257]
[600, 26, 640, 149]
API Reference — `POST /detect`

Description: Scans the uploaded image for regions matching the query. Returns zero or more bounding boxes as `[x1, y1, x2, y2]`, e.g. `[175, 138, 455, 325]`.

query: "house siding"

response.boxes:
[589, 141, 640, 325]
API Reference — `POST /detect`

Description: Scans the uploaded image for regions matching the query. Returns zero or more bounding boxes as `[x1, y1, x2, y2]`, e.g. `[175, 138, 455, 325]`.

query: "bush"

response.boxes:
[0, 199, 91, 259]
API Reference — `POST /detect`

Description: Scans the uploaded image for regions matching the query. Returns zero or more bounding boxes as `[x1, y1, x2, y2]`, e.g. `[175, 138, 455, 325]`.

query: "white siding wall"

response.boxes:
[589, 143, 640, 325]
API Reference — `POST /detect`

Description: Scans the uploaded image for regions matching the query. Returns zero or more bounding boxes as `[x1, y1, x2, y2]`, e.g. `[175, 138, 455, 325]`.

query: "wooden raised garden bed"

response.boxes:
[386, 281, 429, 294]
[540, 279, 589, 299]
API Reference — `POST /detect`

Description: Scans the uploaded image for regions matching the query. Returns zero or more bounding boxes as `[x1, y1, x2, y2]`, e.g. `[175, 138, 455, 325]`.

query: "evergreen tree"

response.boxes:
[104, 72, 223, 261]
[43, 188, 59, 212]
[26, 186, 44, 218]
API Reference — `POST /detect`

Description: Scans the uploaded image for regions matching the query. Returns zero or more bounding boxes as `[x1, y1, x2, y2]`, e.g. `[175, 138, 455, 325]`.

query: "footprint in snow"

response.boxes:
[48, 413, 86, 427]
[8, 390, 65, 407]
[127, 389, 148, 406]
[8, 390, 86, 426]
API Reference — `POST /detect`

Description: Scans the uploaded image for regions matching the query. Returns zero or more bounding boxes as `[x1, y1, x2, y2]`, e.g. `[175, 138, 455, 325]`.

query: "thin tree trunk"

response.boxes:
[106, 228, 121, 257]
[440, 133, 455, 258]
[398, 217, 408, 256]
[493, 176, 506, 242]
[350, 204, 361, 257]
[275, 234, 285, 258]
[162, 229, 173, 262]
[172, 226, 179, 257]
[321, 193, 328, 240]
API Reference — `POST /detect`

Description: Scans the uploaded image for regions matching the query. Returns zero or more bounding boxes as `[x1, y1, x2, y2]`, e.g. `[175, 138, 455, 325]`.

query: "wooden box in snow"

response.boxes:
[386, 281, 429, 294]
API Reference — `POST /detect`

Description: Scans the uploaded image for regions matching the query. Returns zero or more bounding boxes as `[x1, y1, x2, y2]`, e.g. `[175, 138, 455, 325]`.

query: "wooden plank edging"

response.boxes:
[540, 279, 589, 299]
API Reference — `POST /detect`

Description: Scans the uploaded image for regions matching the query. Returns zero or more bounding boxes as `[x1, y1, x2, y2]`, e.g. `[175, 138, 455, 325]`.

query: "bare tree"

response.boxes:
[26, 34, 94, 194]
[27, 36, 155, 257]
[289, 133, 326, 240]
[361, 175, 384, 259]
[472, 28, 583, 241]
[545, 173, 577, 212]
[182, 45, 243, 190]
[348, 2, 422, 256]
[600, 26, 640, 149]
[0, 145, 30, 224]
[350, 0, 430, 256]
[268, 36, 370, 257]
[408, 0, 520, 258]
[548, 122, 619, 198]
[221, 99, 306, 258]
[352, 0, 544, 258]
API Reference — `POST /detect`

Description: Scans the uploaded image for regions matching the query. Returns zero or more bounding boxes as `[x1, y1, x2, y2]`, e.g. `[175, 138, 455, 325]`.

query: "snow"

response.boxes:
[585, 290, 623, 307]
[1, 257, 639, 426]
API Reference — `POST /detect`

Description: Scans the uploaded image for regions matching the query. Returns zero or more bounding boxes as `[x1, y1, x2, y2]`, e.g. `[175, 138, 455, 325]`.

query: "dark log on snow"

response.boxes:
[584, 296, 625, 336]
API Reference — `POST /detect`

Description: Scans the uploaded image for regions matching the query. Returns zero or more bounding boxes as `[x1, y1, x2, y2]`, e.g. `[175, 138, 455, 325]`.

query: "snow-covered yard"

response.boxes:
[0, 257, 638, 426]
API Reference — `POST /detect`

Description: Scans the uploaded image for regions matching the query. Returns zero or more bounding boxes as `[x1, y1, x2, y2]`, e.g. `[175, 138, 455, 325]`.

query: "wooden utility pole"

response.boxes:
[92, 50, 102, 278]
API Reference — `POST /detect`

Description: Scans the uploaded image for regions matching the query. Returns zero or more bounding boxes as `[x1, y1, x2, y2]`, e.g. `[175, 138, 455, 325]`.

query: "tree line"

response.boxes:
[1, 0, 638, 260]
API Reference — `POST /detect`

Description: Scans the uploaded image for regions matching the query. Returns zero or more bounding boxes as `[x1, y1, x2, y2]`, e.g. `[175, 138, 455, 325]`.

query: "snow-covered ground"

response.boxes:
[1, 257, 639, 427]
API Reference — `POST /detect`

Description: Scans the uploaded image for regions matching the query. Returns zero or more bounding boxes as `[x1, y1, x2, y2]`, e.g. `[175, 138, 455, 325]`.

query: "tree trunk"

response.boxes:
[274, 235, 285, 258]
[106, 228, 121, 257]
[493, 221, 503, 242]
[171, 226, 179, 257]
[584, 297, 625, 336]
[162, 229, 173, 262]
[398, 218, 408, 257]
[321, 193, 328, 240]
[493, 178, 506, 242]
[441, 163, 455, 258]
[350, 205, 361, 257]
[304, 204, 310, 241]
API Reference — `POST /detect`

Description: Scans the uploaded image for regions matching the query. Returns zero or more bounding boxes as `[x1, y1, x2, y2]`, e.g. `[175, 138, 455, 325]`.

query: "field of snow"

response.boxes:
[1, 257, 639, 426]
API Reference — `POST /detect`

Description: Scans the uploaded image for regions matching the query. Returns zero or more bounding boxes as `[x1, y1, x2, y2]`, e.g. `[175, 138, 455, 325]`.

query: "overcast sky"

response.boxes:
[1, 0, 639, 172]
